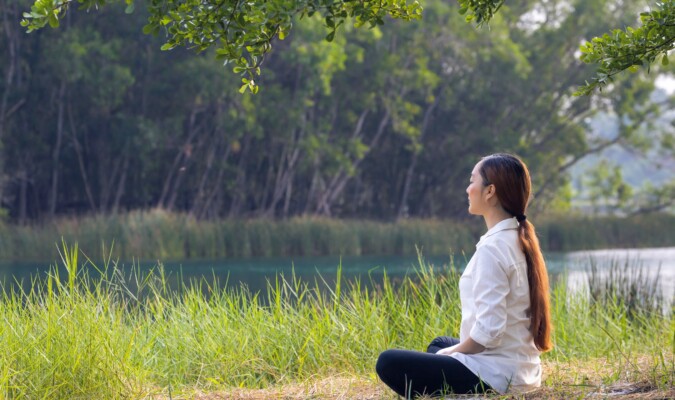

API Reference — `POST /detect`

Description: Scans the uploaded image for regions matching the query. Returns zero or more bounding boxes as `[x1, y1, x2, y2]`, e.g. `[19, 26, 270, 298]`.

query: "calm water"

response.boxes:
[1, 247, 673, 301]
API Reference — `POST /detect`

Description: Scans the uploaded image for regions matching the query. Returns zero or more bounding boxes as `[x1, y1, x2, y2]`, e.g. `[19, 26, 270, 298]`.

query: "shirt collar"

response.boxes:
[479, 217, 519, 242]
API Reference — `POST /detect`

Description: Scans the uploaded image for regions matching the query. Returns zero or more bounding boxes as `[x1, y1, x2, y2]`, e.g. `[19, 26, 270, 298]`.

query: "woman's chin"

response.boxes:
[467, 206, 481, 216]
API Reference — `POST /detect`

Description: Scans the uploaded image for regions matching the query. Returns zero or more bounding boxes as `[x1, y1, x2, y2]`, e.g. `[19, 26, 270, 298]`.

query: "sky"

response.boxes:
[655, 74, 675, 95]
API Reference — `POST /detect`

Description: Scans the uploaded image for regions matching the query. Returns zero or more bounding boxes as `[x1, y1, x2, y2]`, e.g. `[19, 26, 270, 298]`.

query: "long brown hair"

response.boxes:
[479, 153, 553, 352]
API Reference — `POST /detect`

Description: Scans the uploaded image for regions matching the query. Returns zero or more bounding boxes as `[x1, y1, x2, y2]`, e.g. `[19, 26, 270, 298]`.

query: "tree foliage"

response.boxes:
[3, 0, 671, 222]
[21, 0, 422, 93]
[576, 0, 675, 95]
[21, 0, 675, 94]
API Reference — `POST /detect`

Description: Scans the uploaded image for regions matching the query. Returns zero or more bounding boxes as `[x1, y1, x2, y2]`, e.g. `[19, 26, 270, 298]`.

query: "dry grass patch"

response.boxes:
[157, 356, 673, 400]
[162, 376, 390, 399]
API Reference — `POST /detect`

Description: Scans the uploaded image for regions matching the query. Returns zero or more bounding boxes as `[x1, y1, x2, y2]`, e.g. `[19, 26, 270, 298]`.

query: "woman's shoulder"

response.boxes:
[479, 228, 519, 252]
[477, 231, 525, 266]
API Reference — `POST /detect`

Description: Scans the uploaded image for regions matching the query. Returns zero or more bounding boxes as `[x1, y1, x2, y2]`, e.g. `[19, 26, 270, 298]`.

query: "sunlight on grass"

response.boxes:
[0, 244, 672, 399]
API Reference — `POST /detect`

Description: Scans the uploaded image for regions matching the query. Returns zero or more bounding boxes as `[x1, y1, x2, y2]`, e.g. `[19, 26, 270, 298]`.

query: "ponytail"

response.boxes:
[518, 219, 553, 352]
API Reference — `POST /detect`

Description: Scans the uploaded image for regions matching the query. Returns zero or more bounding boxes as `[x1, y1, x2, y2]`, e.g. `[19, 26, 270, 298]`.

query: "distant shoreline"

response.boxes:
[0, 211, 672, 261]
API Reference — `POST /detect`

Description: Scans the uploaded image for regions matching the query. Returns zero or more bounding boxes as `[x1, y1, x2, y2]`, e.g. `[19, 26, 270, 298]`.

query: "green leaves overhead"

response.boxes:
[456, 0, 504, 25]
[576, 0, 675, 95]
[21, 0, 675, 95]
[21, 0, 422, 93]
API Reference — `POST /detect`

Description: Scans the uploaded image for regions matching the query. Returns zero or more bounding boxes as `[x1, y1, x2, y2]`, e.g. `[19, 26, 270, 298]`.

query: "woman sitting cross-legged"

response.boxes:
[375, 153, 553, 398]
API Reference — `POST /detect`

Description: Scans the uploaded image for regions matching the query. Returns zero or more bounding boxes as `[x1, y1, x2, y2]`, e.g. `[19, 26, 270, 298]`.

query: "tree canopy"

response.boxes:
[21, 0, 675, 94]
[3, 0, 672, 222]
[22, 0, 423, 93]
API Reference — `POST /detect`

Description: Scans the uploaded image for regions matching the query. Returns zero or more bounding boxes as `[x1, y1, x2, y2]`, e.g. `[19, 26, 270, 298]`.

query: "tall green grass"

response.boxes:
[586, 257, 666, 319]
[0, 245, 672, 398]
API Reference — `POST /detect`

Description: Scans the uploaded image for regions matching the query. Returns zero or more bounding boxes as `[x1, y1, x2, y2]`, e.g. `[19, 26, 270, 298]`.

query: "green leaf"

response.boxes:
[326, 31, 335, 42]
[125, 3, 135, 14]
[48, 12, 59, 28]
[325, 17, 335, 28]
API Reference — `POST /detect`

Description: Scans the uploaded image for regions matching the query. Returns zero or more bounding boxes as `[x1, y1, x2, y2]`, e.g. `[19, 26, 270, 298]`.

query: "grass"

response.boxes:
[586, 256, 666, 319]
[0, 210, 673, 261]
[536, 213, 675, 252]
[0, 244, 672, 399]
[0, 210, 482, 261]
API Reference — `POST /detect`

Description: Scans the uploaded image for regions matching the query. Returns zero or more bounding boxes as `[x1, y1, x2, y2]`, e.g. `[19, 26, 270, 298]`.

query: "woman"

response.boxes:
[376, 153, 553, 398]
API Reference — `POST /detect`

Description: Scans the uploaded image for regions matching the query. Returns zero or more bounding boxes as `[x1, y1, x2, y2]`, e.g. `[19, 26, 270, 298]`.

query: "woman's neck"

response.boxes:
[483, 207, 512, 230]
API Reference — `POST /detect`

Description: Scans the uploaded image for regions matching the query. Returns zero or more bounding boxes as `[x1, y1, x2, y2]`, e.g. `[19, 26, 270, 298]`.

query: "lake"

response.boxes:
[0, 247, 673, 303]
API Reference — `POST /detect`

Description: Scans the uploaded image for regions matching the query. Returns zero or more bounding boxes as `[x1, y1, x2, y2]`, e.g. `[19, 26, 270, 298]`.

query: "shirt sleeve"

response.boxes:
[469, 244, 510, 349]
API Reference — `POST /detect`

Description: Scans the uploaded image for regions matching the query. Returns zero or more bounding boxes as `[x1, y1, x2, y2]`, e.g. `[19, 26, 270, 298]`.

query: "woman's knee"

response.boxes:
[375, 349, 397, 378]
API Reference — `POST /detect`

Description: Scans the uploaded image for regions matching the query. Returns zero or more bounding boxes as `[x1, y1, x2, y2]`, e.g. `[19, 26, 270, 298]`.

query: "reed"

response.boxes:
[0, 211, 483, 261]
[586, 256, 665, 319]
[537, 213, 675, 251]
[0, 245, 671, 399]
[1, 211, 673, 262]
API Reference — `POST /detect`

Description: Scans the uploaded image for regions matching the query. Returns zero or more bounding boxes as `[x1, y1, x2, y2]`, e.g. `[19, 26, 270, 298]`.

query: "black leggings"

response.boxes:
[375, 337, 493, 398]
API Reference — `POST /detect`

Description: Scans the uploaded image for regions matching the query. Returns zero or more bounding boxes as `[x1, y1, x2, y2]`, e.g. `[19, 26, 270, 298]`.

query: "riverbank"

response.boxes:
[1, 253, 671, 398]
[0, 210, 673, 261]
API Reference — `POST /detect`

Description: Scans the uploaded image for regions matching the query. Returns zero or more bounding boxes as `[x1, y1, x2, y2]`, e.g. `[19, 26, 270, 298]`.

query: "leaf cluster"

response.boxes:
[21, 0, 422, 93]
[456, 0, 504, 25]
[576, 0, 675, 95]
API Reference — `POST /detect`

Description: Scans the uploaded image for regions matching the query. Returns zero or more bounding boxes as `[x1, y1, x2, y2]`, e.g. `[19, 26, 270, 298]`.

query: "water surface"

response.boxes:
[1, 247, 672, 301]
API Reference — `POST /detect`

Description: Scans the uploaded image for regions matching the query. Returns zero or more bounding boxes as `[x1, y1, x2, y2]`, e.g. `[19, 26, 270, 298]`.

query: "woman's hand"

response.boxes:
[436, 345, 458, 356]
[436, 338, 486, 356]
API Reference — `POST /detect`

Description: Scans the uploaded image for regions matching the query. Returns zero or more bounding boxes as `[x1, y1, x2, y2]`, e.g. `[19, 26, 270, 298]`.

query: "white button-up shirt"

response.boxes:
[450, 217, 541, 394]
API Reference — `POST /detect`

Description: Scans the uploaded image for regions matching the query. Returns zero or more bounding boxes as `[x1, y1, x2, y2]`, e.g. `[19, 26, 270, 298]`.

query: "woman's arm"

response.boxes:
[436, 337, 485, 356]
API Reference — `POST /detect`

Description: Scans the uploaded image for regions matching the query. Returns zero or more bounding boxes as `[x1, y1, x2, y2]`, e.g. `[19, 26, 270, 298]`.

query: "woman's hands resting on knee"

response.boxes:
[436, 338, 486, 356]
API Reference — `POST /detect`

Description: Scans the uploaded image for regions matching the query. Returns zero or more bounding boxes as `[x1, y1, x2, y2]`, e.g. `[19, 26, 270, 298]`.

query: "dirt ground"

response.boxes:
[155, 357, 674, 399]
[164, 377, 674, 399]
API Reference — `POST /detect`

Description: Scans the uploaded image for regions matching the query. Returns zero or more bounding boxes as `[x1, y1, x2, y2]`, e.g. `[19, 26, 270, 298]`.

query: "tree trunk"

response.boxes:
[190, 111, 233, 219]
[68, 104, 97, 213]
[17, 167, 27, 225]
[190, 129, 219, 217]
[315, 109, 391, 216]
[303, 167, 320, 215]
[49, 80, 67, 218]
[397, 94, 440, 219]
[264, 128, 303, 217]
[111, 153, 129, 215]
[0, 2, 17, 141]
[199, 143, 231, 219]
[157, 104, 203, 209]
[228, 133, 252, 218]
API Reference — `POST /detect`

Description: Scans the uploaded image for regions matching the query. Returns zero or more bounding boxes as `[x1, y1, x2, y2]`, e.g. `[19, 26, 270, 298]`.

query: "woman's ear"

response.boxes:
[485, 184, 499, 204]
[483, 184, 493, 198]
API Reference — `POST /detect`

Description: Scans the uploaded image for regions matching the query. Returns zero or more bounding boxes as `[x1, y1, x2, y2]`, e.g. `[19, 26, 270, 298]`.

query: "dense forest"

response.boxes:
[1, 0, 673, 224]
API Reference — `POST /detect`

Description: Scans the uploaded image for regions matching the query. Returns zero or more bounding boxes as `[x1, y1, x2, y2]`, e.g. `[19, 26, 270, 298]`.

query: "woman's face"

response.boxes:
[466, 161, 491, 216]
